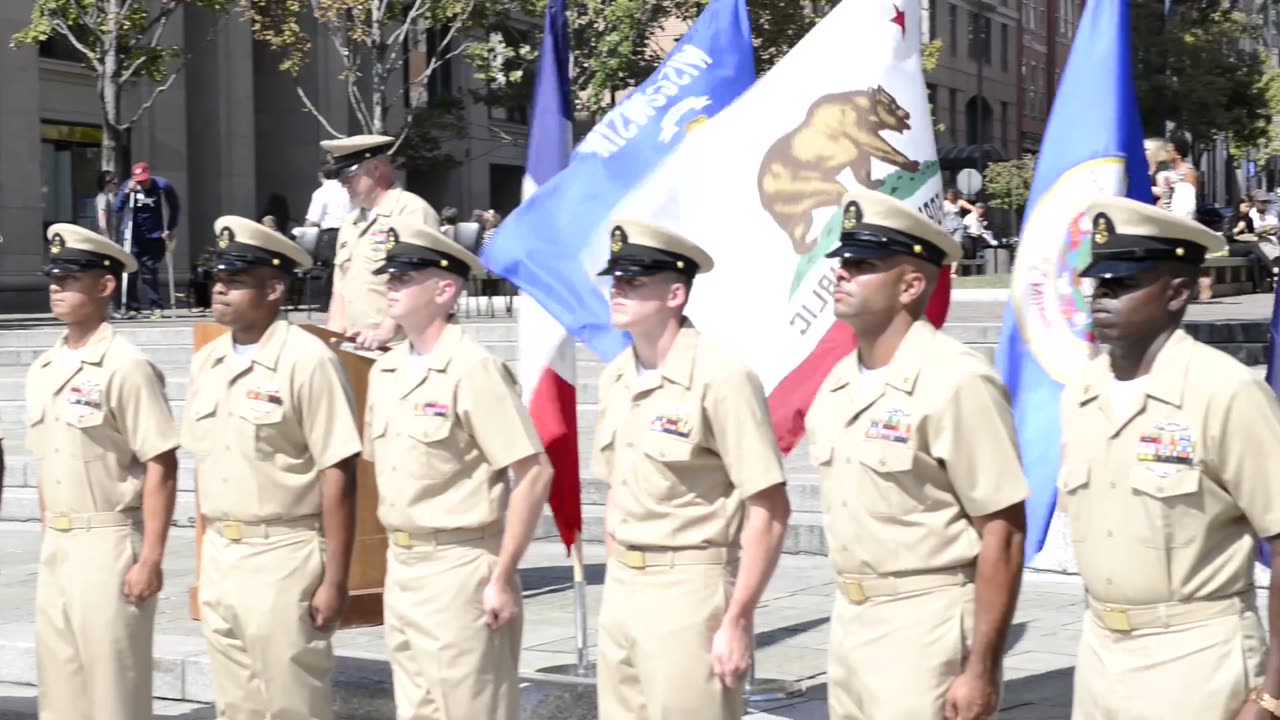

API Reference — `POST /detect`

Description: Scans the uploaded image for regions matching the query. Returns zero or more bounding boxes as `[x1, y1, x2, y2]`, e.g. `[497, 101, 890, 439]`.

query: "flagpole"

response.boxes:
[532, 531, 597, 682]
[742, 632, 805, 703]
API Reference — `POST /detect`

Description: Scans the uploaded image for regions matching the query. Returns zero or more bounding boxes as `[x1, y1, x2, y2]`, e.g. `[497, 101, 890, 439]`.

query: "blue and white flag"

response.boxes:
[994, 0, 1148, 567]
[481, 0, 756, 363]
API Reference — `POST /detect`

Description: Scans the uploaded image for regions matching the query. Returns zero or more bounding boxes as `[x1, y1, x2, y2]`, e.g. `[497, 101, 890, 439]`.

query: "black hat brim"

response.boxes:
[44, 262, 105, 276]
[1080, 258, 1160, 279]
[824, 244, 903, 261]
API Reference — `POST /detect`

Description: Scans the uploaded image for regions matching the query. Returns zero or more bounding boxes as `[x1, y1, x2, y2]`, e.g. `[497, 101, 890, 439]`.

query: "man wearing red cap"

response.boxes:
[114, 161, 181, 319]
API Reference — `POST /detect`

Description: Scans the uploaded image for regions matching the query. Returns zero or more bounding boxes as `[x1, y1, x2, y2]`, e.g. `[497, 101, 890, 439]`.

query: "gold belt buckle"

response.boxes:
[841, 579, 868, 605]
[623, 549, 647, 569]
[49, 514, 72, 532]
[392, 530, 412, 548]
[1101, 608, 1132, 632]
[219, 522, 243, 542]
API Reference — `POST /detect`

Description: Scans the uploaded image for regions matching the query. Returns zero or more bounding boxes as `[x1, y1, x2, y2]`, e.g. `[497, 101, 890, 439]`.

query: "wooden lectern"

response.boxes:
[187, 323, 388, 628]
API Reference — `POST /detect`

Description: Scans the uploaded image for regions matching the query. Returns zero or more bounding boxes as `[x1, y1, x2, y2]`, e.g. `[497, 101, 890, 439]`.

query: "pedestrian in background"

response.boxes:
[114, 161, 180, 319]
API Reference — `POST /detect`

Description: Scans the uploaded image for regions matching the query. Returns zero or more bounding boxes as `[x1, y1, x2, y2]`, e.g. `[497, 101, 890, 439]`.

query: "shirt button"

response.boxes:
[1156, 485, 1164, 494]
[1109, 481, 1117, 489]
[1106, 530, 1114, 538]
[1105, 578, 1113, 586]
[841, 501, 848, 508]
[877, 459, 887, 469]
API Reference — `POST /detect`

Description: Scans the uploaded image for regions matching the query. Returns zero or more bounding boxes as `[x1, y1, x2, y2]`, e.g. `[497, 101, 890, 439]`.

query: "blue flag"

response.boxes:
[994, 0, 1147, 562]
[524, 0, 572, 190]
[480, 0, 756, 362]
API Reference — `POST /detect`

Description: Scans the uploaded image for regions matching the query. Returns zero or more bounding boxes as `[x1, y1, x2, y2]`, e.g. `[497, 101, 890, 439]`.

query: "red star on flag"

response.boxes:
[891, 3, 906, 35]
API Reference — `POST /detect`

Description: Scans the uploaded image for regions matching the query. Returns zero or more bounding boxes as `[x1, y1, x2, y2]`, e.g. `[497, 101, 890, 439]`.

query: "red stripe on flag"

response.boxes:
[767, 270, 953, 455]
[529, 366, 581, 550]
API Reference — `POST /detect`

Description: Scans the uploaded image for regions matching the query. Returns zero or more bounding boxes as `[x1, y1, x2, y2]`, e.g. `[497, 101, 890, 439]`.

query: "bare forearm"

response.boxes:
[1261, 539, 1280, 696]
[724, 487, 789, 623]
[138, 451, 178, 564]
[326, 292, 346, 332]
[967, 513, 1024, 675]
[319, 460, 357, 587]
[493, 457, 553, 581]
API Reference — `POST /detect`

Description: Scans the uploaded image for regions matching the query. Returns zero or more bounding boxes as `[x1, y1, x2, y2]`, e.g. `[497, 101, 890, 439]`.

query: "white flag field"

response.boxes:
[611, 0, 950, 445]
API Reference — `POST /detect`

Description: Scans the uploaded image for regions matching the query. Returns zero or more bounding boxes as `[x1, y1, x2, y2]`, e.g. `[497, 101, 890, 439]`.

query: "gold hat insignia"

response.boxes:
[842, 201, 862, 231]
[1093, 213, 1111, 245]
[217, 227, 234, 249]
[611, 226, 627, 254]
[49, 233, 64, 255]
[386, 228, 398, 250]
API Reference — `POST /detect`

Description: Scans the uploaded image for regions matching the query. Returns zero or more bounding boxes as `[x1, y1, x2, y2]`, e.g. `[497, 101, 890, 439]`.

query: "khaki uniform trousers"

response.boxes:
[1072, 593, 1266, 719]
[35, 514, 154, 720]
[199, 521, 335, 720]
[383, 528, 522, 720]
[828, 576, 978, 720]
[597, 546, 743, 720]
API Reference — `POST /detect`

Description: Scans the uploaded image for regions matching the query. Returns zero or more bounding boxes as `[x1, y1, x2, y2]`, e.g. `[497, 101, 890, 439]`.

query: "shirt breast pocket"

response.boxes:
[1127, 464, 1203, 548]
[236, 404, 287, 461]
[639, 431, 699, 501]
[855, 440, 921, 516]
[65, 408, 108, 461]
[186, 393, 218, 458]
[406, 416, 462, 481]
[25, 404, 46, 457]
[1056, 464, 1090, 542]
[591, 416, 619, 483]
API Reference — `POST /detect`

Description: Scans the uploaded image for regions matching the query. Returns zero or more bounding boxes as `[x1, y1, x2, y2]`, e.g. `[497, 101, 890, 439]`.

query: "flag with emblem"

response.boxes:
[517, 0, 580, 551]
[481, 0, 757, 364]
[607, 0, 952, 456]
[992, 0, 1148, 568]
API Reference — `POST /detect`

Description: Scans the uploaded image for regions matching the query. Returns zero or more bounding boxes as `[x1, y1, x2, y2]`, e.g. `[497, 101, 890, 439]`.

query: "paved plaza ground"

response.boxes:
[0, 521, 1160, 719]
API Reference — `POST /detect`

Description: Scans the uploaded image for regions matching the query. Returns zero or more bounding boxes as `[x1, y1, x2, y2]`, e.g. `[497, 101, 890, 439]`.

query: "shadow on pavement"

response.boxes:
[520, 563, 608, 598]
[998, 666, 1073, 719]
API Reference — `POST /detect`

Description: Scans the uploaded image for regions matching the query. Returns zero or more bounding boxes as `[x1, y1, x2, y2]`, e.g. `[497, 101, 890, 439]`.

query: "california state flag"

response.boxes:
[614, 0, 951, 453]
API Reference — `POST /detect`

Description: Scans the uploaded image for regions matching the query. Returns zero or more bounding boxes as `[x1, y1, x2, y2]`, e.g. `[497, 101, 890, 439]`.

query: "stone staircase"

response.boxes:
[1, 315, 1270, 555]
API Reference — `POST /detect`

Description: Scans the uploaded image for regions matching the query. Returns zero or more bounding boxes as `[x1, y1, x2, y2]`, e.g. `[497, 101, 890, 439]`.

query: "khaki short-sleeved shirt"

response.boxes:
[26, 323, 179, 514]
[591, 320, 787, 550]
[181, 320, 363, 522]
[363, 324, 543, 532]
[805, 320, 1028, 577]
[1059, 329, 1280, 606]
[333, 188, 441, 333]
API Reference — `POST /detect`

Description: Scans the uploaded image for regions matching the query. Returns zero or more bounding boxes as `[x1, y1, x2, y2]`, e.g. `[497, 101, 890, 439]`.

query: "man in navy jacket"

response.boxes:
[115, 161, 180, 318]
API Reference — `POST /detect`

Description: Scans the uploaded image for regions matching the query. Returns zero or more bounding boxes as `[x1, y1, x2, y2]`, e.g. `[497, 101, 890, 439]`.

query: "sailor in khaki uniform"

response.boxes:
[592, 220, 792, 719]
[182, 217, 363, 720]
[322, 134, 442, 351]
[362, 220, 553, 719]
[806, 190, 1028, 720]
[1060, 197, 1280, 720]
[27, 224, 180, 720]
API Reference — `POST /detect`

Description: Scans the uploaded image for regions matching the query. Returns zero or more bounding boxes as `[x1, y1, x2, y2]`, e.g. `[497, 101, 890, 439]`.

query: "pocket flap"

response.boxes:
[367, 410, 389, 439]
[191, 392, 219, 421]
[642, 432, 697, 462]
[1129, 464, 1200, 499]
[808, 442, 834, 466]
[26, 404, 44, 427]
[1058, 464, 1090, 493]
[407, 417, 452, 444]
[67, 409, 105, 429]
[857, 439, 914, 473]
[237, 405, 284, 425]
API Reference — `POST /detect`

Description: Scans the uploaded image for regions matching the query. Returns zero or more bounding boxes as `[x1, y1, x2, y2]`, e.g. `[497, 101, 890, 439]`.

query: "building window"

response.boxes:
[949, 3, 958, 55]
[949, 88, 959, 142]
[968, 12, 992, 65]
[40, 122, 105, 231]
[928, 0, 937, 41]
[406, 24, 455, 109]
[1001, 101, 1010, 153]
[1000, 23, 1009, 73]
[927, 83, 938, 109]
[483, 28, 533, 125]
[38, 36, 81, 63]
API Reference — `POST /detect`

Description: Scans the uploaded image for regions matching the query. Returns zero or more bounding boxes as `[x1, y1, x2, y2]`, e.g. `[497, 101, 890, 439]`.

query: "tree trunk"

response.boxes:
[101, 0, 123, 175]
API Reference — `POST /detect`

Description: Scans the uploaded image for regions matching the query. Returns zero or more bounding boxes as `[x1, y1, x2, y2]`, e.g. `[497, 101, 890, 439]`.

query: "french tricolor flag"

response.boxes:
[517, 0, 579, 551]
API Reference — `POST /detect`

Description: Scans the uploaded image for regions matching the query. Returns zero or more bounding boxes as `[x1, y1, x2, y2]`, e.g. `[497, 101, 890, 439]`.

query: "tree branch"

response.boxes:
[119, 12, 170, 83]
[122, 60, 186, 127]
[52, 19, 103, 72]
[349, 74, 374, 133]
[132, 0, 180, 41]
[294, 82, 346, 138]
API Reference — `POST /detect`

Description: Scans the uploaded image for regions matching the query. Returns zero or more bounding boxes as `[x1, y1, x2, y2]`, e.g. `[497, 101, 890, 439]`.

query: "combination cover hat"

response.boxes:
[373, 220, 485, 279]
[596, 219, 715, 278]
[320, 134, 396, 173]
[1079, 196, 1226, 279]
[825, 187, 962, 267]
[44, 223, 138, 276]
[210, 216, 313, 273]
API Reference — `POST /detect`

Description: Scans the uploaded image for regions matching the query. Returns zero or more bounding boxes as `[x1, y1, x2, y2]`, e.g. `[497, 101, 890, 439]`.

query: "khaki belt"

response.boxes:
[210, 515, 320, 542]
[611, 543, 738, 570]
[44, 510, 140, 532]
[837, 567, 974, 605]
[1086, 593, 1250, 633]
[388, 521, 502, 549]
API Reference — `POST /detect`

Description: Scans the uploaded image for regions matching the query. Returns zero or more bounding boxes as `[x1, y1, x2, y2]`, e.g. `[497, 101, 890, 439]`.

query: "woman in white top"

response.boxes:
[95, 170, 119, 241]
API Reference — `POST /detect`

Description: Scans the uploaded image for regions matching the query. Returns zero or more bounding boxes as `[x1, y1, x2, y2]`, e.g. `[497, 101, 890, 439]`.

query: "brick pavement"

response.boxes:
[0, 521, 1116, 718]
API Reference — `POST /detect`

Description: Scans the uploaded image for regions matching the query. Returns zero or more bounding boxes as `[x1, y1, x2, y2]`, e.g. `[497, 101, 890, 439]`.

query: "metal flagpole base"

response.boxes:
[743, 676, 806, 703]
